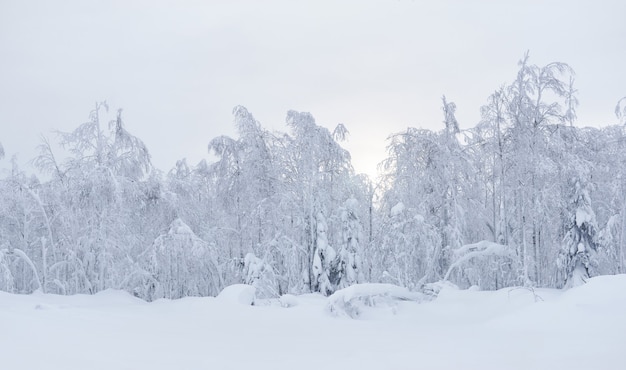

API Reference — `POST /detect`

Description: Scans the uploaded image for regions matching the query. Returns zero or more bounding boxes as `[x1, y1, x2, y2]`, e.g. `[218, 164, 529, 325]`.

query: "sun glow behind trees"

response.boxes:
[0, 56, 624, 299]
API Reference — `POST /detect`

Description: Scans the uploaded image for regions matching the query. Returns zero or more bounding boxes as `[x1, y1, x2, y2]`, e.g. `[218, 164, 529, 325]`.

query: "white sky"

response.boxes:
[1, 0, 625, 178]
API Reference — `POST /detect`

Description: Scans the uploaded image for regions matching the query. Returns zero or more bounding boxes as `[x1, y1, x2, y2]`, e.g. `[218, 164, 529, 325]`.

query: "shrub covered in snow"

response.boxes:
[327, 283, 427, 318]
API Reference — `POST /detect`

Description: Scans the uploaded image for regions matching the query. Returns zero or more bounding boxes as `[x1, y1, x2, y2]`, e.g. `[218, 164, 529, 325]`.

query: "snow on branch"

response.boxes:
[2, 248, 42, 292]
[444, 241, 516, 281]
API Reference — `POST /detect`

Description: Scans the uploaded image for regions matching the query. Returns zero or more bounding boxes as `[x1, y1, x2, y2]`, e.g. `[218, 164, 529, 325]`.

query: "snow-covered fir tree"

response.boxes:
[335, 197, 364, 290]
[559, 178, 599, 288]
[311, 211, 336, 296]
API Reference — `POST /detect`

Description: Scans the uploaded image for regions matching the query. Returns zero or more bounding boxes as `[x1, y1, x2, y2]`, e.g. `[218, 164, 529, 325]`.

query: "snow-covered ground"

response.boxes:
[2, 275, 625, 370]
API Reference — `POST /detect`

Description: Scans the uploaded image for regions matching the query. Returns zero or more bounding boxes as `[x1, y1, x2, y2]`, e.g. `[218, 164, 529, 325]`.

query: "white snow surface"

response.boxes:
[3, 275, 626, 369]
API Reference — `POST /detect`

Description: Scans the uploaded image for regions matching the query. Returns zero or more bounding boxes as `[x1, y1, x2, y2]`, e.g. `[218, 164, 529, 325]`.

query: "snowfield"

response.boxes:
[2, 276, 626, 370]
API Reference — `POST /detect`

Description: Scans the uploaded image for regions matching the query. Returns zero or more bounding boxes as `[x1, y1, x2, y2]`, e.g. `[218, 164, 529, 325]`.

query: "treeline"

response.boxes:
[0, 55, 625, 300]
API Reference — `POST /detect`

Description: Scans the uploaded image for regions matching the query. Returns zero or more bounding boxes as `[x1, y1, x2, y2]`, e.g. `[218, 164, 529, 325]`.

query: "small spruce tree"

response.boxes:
[559, 178, 599, 288]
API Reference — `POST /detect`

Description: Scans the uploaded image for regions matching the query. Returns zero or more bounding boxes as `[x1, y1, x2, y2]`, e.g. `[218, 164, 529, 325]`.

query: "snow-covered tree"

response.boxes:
[311, 211, 336, 296]
[616, 97, 626, 125]
[281, 110, 354, 294]
[0, 169, 46, 293]
[138, 218, 221, 301]
[371, 201, 441, 289]
[380, 118, 473, 285]
[558, 178, 599, 288]
[28, 103, 157, 295]
[204, 106, 280, 286]
[242, 252, 278, 298]
[505, 53, 577, 286]
[335, 197, 364, 289]
[442, 95, 460, 135]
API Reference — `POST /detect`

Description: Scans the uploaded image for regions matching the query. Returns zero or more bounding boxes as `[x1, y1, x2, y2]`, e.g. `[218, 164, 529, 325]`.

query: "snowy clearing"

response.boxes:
[2, 275, 625, 370]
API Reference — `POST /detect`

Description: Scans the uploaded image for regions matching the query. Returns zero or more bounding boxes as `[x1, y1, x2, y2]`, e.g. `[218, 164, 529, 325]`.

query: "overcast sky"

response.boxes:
[1, 0, 625, 178]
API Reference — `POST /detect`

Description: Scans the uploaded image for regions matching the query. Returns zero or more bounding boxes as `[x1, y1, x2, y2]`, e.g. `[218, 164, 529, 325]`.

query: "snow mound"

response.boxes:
[279, 294, 298, 308]
[216, 284, 256, 305]
[327, 283, 426, 318]
[560, 274, 626, 307]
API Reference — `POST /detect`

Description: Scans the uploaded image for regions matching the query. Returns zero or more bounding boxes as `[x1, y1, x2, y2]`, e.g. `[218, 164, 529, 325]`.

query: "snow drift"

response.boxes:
[1, 275, 625, 370]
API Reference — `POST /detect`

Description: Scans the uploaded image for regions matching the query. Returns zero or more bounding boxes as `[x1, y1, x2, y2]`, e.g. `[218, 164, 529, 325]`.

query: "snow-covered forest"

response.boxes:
[1, 55, 625, 300]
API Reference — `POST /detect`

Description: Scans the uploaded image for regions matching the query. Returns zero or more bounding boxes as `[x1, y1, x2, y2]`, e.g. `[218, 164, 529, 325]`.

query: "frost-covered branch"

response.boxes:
[444, 241, 516, 281]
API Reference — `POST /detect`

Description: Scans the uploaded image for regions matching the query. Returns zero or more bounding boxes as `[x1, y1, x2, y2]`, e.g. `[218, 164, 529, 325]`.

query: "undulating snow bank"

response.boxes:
[2, 275, 625, 370]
